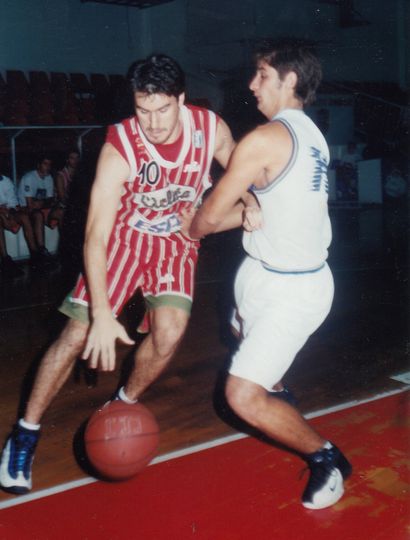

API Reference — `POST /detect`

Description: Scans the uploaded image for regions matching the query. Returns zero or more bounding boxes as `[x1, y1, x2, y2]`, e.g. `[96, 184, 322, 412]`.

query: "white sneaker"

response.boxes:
[302, 444, 352, 510]
[0, 425, 39, 495]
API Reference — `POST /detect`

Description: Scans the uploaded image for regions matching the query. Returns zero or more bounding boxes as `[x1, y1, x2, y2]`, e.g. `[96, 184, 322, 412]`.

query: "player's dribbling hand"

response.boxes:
[243, 205, 263, 231]
[82, 312, 135, 371]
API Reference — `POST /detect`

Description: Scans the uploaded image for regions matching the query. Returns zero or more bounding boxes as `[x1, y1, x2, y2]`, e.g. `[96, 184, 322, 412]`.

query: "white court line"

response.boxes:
[0, 385, 408, 511]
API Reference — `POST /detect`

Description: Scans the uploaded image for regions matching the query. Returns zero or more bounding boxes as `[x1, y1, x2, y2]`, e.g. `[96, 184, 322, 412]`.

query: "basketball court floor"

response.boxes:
[0, 204, 408, 538]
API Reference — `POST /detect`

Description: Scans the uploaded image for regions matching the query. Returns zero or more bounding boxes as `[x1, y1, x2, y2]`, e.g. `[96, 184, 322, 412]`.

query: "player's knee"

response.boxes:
[152, 327, 183, 358]
[59, 319, 89, 352]
[151, 319, 186, 359]
[225, 376, 263, 422]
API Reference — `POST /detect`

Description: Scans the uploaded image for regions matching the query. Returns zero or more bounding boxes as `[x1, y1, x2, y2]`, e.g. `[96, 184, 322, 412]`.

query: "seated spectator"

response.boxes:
[17, 154, 62, 264]
[0, 173, 43, 276]
[55, 149, 80, 215]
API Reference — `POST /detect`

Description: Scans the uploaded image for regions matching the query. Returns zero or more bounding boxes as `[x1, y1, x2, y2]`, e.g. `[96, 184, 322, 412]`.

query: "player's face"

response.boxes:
[249, 61, 288, 119]
[135, 92, 184, 145]
[38, 159, 52, 177]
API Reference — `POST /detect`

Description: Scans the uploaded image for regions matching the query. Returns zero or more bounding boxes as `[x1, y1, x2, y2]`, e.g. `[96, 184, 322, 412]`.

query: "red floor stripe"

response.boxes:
[0, 392, 408, 540]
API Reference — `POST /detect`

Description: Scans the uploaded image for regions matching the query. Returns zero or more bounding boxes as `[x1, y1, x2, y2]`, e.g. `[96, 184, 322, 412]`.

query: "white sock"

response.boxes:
[118, 386, 138, 404]
[19, 418, 40, 431]
[323, 441, 333, 450]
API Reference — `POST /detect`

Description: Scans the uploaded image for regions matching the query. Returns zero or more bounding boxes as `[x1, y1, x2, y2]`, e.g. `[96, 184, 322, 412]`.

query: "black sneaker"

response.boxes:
[0, 424, 40, 494]
[1, 255, 24, 278]
[302, 444, 352, 509]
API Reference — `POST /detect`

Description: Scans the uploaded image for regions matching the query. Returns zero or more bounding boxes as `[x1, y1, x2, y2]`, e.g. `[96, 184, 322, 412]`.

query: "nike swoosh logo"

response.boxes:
[329, 470, 338, 492]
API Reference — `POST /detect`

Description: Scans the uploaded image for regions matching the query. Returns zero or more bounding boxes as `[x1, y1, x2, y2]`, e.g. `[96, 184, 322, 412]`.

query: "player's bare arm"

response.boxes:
[82, 143, 135, 371]
[213, 117, 236, 168]
[189, 128, 267, 238]
[190, 122, 293, 239]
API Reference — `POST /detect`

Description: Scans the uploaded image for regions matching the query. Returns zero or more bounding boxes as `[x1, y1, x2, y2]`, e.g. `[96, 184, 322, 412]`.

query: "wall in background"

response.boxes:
[0, 0, 407, 110]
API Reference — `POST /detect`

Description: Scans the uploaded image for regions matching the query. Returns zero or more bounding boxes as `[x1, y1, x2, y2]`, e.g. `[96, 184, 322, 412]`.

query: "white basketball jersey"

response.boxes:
[243, 109, 331, 272]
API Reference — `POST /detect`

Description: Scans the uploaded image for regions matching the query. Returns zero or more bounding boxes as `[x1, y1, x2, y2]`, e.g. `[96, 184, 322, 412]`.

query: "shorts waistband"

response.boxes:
[261, 262, 326, 275]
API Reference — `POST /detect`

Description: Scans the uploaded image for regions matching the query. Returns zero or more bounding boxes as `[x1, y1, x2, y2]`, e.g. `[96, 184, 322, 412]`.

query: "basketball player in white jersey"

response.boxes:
[190, 38, 352, 510]
[0, 54, 239, 495]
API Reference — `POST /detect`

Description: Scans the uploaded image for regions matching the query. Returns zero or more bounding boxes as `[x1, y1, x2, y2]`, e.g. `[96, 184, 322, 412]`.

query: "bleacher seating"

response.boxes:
[0, 69, 129, 129]
[5, 70, 30, 125]
[50, 72, 80, 125]
[29, 70, 54, 125]
[0, 73, 7, 125]
[90, 73, 112, 123]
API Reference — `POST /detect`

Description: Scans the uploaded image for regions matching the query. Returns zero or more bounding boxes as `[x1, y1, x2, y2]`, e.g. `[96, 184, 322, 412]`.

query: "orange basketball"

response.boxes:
[84, 401, 160, 480]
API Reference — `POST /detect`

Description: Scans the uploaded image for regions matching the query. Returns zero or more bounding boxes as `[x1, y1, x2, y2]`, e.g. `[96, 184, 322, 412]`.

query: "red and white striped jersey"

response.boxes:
[70, 104, 218, 312]
[107, 104, 218, 238]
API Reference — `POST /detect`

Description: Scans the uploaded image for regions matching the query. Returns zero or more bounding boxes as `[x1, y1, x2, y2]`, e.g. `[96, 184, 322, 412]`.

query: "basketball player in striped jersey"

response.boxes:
[0, 54, 241, 494]
[190, 39, 352, 510]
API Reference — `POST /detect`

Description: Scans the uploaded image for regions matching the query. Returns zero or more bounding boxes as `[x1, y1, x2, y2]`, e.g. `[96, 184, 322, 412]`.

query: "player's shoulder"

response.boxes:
[185, 103, 219, 122]
[185, 102, 211, 114]
[240, 123, 275, 148]
[257, 120, 292, 146]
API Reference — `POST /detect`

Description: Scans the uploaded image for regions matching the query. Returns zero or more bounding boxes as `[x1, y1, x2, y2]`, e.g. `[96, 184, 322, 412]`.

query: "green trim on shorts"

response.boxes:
[58, 294, 90, 324]
[58, 292, 192, 323]
[144, 294, 192, 314]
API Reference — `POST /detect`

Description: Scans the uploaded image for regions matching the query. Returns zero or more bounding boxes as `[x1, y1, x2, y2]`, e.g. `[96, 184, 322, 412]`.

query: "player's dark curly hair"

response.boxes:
[128, 54, 185, 98]
[254, 37, 322, 106]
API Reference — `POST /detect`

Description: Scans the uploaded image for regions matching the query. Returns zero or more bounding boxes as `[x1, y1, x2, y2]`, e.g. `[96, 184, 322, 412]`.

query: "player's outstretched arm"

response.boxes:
[81, 143, 135, 371]
[190, 128, 269, 239]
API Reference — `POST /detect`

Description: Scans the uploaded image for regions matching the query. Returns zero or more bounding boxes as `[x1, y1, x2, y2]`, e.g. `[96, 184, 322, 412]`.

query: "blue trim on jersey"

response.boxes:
[251, 118, 297, 195]
[261, 262, 325, 275]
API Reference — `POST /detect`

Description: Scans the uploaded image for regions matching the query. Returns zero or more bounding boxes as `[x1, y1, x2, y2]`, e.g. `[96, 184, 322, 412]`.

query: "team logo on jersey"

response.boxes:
[183, 161, 200, 172]
[134, 184, 196, 210]
[193, 130, 203, 148]
[310, 146, 329, 192]
[129, 213, 181, 236]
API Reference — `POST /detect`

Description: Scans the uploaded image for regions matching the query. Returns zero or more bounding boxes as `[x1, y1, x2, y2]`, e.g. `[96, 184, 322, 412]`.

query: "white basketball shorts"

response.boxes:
[229, 256, 334, 391]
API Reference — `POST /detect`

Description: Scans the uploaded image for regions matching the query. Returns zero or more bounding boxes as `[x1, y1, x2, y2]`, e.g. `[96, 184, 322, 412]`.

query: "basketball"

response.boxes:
[84, 401, 160, 481]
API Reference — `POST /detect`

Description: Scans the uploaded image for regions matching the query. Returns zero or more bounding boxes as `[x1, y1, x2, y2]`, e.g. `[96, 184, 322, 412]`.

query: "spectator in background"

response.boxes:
[0, 173, 40, 276]
[17, 154, 62, 264]
[55, 149, 80, 213]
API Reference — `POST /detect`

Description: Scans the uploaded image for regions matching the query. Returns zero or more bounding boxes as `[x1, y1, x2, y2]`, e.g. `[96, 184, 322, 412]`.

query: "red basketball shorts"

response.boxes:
[70, 231, 199, 316]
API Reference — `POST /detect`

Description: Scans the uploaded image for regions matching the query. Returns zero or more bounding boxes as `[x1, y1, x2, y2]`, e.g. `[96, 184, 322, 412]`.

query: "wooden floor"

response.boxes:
[0, 203, 408, 503]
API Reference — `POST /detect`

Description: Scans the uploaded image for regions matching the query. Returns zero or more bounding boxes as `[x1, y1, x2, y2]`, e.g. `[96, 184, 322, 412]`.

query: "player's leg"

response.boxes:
[226, 258, 351, 509]
[0, 316, 88, 494]
[120, 235, 196, 401]
[230, 306, 296, 404]
[225, 375, 351, 509]
[226, 375, 324, 452]
[123, 303, 190, 400]
[24, 318, 89, 424]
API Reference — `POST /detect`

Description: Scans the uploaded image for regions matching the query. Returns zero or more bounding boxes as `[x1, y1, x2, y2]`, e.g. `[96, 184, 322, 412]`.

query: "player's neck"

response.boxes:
[164, 118, 183, 146]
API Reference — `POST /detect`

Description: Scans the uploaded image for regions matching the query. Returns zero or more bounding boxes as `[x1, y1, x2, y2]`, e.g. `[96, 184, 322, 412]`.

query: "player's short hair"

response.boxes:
[128, 54, 185, 98]
[254, 37, 322, 106]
